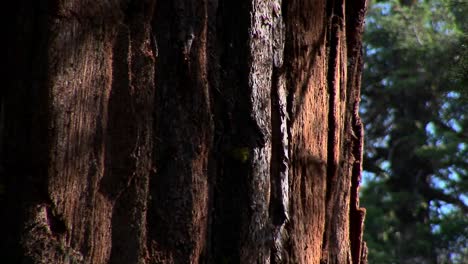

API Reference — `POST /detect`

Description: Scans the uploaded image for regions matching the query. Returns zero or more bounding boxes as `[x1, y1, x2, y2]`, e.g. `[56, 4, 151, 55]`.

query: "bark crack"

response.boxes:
[346, 1, 368, 263]
[269, 2, 290, 263]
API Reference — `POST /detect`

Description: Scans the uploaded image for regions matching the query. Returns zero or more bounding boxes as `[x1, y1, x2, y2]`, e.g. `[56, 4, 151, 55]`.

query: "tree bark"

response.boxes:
[2, 0, 367, 263]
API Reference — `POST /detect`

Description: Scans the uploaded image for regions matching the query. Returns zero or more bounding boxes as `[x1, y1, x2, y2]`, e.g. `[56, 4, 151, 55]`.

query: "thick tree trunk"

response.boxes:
[2, 0, 367, 263]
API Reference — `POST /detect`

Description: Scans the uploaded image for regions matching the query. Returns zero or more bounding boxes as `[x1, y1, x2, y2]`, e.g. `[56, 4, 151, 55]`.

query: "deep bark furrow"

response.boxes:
[149, 1, 212, 263]
[269, 2, 290, 262]
[108, 4, 155, 262]
[346, 1, 368, 264]
[210, 1, 251, 263]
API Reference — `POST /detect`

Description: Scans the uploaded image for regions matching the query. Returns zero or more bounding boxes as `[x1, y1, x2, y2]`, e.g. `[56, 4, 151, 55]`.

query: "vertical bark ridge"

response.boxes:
[283, 0, 329, 263]
[241, 0, 275, 262]
[44, 2, 123, 263]
[323, 0, 352, 263]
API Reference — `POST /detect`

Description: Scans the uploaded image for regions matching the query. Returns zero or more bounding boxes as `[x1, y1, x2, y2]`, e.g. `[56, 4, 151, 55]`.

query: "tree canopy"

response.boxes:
[360, 0, 468, 263]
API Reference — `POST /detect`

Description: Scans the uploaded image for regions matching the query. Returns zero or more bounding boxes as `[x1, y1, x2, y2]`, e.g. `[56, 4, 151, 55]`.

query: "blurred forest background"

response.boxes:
[360, 0, 467, 263]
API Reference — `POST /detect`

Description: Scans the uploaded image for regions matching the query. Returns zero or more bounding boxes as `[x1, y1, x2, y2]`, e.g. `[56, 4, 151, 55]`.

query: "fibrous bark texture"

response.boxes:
[2, 0, 367, 263]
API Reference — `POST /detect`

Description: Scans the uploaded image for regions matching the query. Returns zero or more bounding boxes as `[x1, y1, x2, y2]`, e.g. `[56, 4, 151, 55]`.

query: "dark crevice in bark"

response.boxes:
[323, 28, 338, 264]
[100, 24, 134, 202]
[45, 205, 67, 236]
[150, 1, 212, 262]
[2, 0, 52, 261]
[106, 21, 138, 264]
[270, 66, 287, 228]
[346, 1, 368, 263]
[325, 0, 342, 211]
[149, 1, 185, 260]
[210, 1, 252, 262]
[348, 55, 366, 264]
[269, 64, 289, 263]
[270, 10, 288, 261]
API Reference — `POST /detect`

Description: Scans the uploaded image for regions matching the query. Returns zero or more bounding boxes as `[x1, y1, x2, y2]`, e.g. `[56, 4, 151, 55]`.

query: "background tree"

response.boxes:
[360, 0, 468, 263]
[1, 0, 367, 263]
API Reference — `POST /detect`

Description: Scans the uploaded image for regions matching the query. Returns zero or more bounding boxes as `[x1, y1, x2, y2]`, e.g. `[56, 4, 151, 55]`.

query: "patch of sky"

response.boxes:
[447, 91, 460, 99]
[458, 143, 466, 152]
[448, 119, 462, 133]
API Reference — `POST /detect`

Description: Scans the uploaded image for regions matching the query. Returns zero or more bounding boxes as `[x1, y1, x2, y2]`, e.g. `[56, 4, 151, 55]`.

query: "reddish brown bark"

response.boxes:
[2, 0, 367, 263]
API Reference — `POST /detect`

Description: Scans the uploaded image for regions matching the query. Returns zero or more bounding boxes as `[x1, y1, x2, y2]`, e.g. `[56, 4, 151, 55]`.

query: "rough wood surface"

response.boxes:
[2, 0, 367, 263]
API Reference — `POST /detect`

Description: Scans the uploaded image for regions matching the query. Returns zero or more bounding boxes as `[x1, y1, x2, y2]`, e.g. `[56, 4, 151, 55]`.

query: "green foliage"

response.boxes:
[228, 147, 250, 163]
[361, 0, 468, 263]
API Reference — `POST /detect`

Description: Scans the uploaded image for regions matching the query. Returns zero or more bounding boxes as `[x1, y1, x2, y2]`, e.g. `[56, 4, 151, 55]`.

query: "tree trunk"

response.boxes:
[2, 0, 367, 263]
